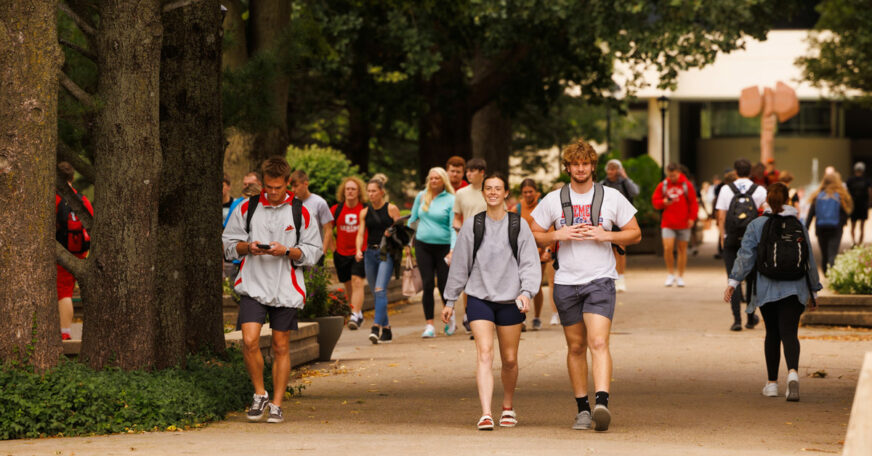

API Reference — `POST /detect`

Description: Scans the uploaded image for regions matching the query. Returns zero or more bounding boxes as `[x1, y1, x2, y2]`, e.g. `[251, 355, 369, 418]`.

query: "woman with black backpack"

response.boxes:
[723, 182, 822, 402]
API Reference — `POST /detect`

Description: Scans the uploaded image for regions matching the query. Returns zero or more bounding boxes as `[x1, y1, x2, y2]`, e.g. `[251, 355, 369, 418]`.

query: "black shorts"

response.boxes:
[333, 251, 365, 283]
[236, 295, 299, 331]
[466, 295, 526, 326]
[553, 278, 616, 324]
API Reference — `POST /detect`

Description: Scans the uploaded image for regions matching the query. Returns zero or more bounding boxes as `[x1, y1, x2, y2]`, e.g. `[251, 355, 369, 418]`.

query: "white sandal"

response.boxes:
[499, 409, 518, 427]
[477, 414, 494, 430]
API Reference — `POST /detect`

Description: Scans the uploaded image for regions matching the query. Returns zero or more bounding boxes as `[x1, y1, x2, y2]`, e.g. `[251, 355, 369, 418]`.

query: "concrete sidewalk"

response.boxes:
[2, 228, 868, 455]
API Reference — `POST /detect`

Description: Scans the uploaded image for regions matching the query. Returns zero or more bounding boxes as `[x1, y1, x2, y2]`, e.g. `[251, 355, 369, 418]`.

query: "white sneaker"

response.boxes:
[421, 325, 435, 338]
[664, 275, 676, 287]
[615, 277, 627, 292]
[762, 382, 778, 397]
[786, 371, 800, 402]
[676, 277, 685, 287]
[550, 314, 560, 325]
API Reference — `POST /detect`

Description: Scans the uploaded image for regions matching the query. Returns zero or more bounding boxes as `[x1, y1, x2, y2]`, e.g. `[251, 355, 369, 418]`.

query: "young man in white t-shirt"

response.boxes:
[452, 158, 487, 335]
[291, 170, 335, 265]
[716, 158, 767, 331]
[530, 140, 640, 432]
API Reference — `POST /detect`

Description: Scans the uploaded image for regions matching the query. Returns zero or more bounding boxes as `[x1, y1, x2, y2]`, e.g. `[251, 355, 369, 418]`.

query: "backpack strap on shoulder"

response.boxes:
[590, 183, 604, 226]
[560, 184, 573, 226]
[471, 211, 487, 267]
[332, 201, 344, 222]
[245, 194, 260, 233]
[508, 211, 521, 262]
[727, 182, 740, 196]
[292, 197, 303, 247]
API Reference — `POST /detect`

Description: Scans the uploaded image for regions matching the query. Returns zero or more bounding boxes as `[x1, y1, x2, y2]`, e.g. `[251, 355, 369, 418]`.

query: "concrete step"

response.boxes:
[802, 311, 872, 327]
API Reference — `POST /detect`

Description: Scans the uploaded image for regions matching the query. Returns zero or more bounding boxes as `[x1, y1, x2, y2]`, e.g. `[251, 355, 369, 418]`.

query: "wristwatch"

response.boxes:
[285, 247, 291, 257]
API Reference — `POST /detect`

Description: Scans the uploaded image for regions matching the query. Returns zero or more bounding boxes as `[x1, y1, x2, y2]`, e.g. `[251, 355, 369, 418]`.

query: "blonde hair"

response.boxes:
[421, 167, 454, 212]
[809, 172, 853, 214]
[335, 176, 367, 204]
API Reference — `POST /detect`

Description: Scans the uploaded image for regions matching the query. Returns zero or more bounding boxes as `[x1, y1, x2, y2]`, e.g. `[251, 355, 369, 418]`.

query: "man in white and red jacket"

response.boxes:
[222, 156, 322, 424]
[651, 163, 699, 287]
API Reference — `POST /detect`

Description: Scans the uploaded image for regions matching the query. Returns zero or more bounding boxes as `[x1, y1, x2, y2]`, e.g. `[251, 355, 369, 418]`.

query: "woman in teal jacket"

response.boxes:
[408, 167, 456, 338]
[724, 182, 822, 402]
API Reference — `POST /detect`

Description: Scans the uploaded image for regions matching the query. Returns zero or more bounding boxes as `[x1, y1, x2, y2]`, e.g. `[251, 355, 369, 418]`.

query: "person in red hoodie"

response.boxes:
[652, 163, 698, 287]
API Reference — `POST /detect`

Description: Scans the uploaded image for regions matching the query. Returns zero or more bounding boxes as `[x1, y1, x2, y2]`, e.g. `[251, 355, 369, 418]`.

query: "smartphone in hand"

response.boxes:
[256, 243, 271, 250]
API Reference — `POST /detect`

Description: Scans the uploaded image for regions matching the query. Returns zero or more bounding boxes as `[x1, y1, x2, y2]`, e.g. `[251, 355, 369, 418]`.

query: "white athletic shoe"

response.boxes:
[664, 275, 676, 287]
[762, 382, 778, 397]
[786, 371, 800, 402]
[615, 277, 627, 292]
[676, 277, 685, 287]
[550, 314, 560, 326]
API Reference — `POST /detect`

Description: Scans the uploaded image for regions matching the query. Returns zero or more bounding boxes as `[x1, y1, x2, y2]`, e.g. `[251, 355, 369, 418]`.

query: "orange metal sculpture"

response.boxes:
[739, 82, 799, 163]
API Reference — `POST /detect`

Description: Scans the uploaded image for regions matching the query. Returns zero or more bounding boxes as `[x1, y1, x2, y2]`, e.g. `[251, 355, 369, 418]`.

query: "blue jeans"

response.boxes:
[364, 249, 394, 327]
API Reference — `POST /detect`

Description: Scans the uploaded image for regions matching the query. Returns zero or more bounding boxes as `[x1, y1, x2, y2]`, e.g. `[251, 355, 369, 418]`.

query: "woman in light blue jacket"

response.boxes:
[724, 182, 822, 402]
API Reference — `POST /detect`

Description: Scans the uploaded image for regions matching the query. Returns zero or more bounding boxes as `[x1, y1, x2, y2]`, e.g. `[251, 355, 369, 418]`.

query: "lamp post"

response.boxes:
[657, 95, 669, 179]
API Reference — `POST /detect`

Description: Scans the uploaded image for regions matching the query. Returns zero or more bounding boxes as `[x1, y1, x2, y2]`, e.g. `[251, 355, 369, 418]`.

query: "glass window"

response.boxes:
[777, 102, 831, 136]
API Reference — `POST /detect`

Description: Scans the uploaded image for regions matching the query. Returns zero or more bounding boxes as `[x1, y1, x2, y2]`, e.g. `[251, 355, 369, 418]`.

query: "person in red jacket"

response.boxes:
[652, 163, 698, 287]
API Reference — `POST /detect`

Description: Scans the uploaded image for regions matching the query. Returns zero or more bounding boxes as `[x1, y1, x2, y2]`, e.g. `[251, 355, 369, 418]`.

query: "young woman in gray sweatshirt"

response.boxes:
[442, 173, 542, 430]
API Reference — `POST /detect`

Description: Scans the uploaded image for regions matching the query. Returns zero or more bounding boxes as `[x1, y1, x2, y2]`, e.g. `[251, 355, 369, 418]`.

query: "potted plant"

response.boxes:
[300, 265, 351, 361]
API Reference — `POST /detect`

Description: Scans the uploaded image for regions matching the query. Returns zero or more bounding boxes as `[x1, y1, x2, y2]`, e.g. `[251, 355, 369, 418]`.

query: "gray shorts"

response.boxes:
[553, 278, 616, 324]
[236, 295, 299, 331]
[661, 227, 691, 242]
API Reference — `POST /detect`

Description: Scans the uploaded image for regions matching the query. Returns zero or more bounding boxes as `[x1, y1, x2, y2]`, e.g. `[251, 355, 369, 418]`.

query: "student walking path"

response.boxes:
[3, 230, 868, 455]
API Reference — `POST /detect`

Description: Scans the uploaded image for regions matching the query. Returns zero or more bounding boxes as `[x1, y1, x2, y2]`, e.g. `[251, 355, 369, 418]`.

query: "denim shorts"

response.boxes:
[466, 295, 526, 326]
[553, 278, 616, 324]
[661, 227, 691, 242]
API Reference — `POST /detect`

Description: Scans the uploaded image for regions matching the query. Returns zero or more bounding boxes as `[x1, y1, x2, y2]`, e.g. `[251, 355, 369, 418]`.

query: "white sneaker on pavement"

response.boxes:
[664, 275, 676, 287]
[550, 314, 560, 325]
[615, 277, 627, 292]
[676, 277, 685, 287]
[762, 382, 778, 397]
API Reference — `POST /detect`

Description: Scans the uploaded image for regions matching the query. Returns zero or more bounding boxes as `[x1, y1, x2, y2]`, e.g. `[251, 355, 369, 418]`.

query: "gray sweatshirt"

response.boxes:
[444, 212, 542, 307]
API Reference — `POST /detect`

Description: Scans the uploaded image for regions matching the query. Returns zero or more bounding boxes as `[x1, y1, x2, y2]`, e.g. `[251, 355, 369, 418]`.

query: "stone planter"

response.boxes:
[310, 315, 345, 361]
[801, 294, 872, 327]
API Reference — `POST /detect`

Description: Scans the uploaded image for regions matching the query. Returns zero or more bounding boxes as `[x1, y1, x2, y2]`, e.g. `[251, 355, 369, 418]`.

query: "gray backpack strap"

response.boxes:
[560, 184, 573, 227]
[590, 183, 604, 226]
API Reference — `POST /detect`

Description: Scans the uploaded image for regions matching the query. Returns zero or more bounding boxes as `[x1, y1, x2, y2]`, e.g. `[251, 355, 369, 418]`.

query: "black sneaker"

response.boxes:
[379, 327, 393, 343]
[369, 326, 380, 344]
[730, 322, 742, 331]
[247, 393, 269, 421]
[462, 316, 471, 334]
[348, 314, 363, 330]
[745, 313, 760, 329]
[266, 403, 284, 423]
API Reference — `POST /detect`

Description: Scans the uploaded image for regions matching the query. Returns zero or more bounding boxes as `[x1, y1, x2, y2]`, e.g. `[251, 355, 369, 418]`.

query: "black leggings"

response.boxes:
[415, 240, 450, 320]
[815, 226, 842, 273]
[759, 296, 804, 381]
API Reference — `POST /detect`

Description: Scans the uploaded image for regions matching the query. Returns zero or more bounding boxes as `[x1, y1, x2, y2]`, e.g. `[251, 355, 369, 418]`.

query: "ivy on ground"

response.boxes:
[0, 349, 267, 440]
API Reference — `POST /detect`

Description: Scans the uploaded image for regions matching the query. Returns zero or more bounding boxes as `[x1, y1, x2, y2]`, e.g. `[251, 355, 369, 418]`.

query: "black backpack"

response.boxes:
[724, 182, 759, 249]
[756, 214, 809, 281]
[553, 183, 606, 271]
[754, 214, 817, 307]
[56, 195, 90, 254]
[471, 211, 520, 276]
[245, 194, 303, 247]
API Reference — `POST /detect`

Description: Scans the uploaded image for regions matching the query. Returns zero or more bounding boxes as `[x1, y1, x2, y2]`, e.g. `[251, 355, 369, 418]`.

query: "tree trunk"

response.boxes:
[418, 61, 471, 178]
[220, 0, 247, 71]
[0, 0, 63, 371]
[346, 104, 371, 174]
[80, 0, 163, 370]
[248, 0, 290, 165]
[159, 0, 226, 366]
[471, 101, 511, 176]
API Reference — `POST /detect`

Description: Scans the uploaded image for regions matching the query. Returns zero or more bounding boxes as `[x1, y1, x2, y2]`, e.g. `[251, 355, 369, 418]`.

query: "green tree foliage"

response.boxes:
[798, 0, 872, 99]
[286, 144, 362, 206]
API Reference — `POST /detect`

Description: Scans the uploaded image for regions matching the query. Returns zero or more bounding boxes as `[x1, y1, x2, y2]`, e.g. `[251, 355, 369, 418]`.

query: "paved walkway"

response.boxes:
[2, 229, 869, 455]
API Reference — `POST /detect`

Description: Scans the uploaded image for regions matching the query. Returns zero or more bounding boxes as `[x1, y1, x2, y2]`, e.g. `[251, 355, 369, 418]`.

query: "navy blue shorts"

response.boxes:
[466, 295, 526, 326]
[236, 295, 299, 332]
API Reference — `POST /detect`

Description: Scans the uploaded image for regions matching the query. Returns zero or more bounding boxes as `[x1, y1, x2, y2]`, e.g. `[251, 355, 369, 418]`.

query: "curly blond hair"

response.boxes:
[561, 139, 598, 174]
[335, 176, 367, 204]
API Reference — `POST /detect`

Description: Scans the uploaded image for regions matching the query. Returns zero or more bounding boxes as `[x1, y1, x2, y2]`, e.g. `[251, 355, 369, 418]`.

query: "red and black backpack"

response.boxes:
[56, 195, 90, 254]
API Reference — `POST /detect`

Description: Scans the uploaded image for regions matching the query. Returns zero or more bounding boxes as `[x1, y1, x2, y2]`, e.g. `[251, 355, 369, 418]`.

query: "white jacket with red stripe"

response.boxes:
[222, 191, 322, 309]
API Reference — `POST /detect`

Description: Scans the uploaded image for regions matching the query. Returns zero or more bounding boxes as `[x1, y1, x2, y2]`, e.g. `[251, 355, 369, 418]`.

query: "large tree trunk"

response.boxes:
[346, 104, 371, 174]
[471, 101, 511, 176]
[80, 0, 163, 370]
[220, 0, 247, 71]
[248, 0, 290, 165]
[0, 0, 63, 371]
[418, 61, 471, 178]
[158, 0, 226, 367]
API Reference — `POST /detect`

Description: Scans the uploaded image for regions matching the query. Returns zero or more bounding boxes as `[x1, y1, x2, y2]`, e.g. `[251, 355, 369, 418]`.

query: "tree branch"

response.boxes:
[59, 38, 96, 61]
[163, 0, 203, 13]
[56, 178, 93, 232]
[56, 242, 92, 283]
[59, 71, 96, 109]
[59, 2, 96, 37]
[57, 141, 96, 183]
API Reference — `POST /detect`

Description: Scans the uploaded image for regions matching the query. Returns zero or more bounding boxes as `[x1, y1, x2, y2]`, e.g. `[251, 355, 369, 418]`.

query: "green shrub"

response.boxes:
[300, 265, 351, 319]
[0, 349, 270, 440]
[286, 145, 362, 207]
[827, 245, 872, 294]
